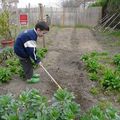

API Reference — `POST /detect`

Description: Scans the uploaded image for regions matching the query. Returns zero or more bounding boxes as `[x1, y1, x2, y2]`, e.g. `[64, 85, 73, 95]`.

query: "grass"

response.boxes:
[110, 41, 120, 47]
[75, 24, 91, 29]
[103, 30, 120, 38]
[109, 30, 120, 38]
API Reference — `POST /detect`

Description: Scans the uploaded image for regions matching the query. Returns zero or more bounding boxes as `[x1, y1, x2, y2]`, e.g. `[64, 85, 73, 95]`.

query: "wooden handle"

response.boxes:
[40, 64, 62, 89]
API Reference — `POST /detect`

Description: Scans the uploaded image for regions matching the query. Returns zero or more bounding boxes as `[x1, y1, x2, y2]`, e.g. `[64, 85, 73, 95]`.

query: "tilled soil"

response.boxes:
[1, 27, 119, 112]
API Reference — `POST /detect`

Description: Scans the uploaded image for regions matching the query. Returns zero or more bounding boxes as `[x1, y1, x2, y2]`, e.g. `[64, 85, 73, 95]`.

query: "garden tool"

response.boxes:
[40, 63, 62, 89]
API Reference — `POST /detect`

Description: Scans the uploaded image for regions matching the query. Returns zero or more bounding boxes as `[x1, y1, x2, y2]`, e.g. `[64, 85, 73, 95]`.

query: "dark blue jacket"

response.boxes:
[14, 29, 40, 64]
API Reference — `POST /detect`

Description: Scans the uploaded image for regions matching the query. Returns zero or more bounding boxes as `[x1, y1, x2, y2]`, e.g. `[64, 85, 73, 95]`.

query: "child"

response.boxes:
[14, 21, 49, 83]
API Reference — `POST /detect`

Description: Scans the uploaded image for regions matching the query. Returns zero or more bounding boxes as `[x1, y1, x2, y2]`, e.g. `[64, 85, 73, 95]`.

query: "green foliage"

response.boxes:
[86, 59, 100, 73]
[81, 51, 101, 73]
[32, 48, 48, 69]
[0, 67, 12, 83]
[81, 53, 90, 62]
[109, 30, 120, 38]
[101, 68, 120, 91]
[81, 51, 99, 62]
[54, 88, 75, 101]
[90, 0, 108, 7]
[107, 0, 120, 13]
[81, 51, 120, 91]
[6, 58, 20, 73]
[37, 48, 48, 59]
[81, 104, 120, 120]
[0, 48, 48, 82]
[0, 47, 14, 63]
[18, 89, 47, 119]
[53, 89, 80, 120]
[5, 57, 24, 78]
[89, 72, 99, 81]
[90, 0, 120, 14]
[0, 89, 80, 120]
[90, 87, 99, 95]
[113, 54, 120, 66]
[0, 10, 16, 40]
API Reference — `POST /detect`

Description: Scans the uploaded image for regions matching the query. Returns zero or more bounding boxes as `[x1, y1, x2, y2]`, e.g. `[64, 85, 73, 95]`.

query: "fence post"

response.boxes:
[38, 3, 45, 48]
[62, 8, 65, 26]
[28, 3, 30, 28]
[39, 3, 44, 21]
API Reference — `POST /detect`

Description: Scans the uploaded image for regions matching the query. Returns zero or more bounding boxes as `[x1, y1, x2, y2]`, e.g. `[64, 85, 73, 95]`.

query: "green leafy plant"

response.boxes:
[53, 89, 80, 120]
[89, 72, 99, 81]
[81, 103, 120, 120]
[85, 59, 100, 73]
[81, 52, 120, 91]
[0, 10, 12, 40]
[81, 52, 101, 73]
[90, 87, 99, 95]
[0, 67, 12, 83]
[113, 54, 120, 66]
[80, 53, 90, 62]
[101, 68, 120, 91]
[6, 58, 21, 74]
[5, 57, 24, 78]
[0, 89, 80, 120]
[80, 51, 98, 62]
[37, 48, 48, 59]
[0, 10, 16, 41]
[0, 47, 14, 63]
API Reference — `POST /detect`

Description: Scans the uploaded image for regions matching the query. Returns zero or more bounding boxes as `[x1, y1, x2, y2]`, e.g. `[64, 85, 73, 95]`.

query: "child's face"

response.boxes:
[37, 28, 48, 37]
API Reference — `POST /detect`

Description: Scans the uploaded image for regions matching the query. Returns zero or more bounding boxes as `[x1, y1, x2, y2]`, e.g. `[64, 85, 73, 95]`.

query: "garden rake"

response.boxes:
[40, 63, 62, 89]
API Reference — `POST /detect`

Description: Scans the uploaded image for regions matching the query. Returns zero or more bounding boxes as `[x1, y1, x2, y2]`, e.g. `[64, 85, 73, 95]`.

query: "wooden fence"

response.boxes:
[19, 6, 102, 27]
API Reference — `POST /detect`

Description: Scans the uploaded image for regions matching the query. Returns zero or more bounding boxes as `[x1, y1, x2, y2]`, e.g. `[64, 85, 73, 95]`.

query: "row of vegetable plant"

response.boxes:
[0, 47, 48, 83]
[81, 51, 120, 91]
[0, 89, 80, 120]
[0, 88, 119, 120]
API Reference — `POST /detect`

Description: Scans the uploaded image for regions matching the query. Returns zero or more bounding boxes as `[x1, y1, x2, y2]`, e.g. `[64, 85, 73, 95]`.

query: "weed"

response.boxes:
[90, 87, 99, 95]
[89, 72, 99, 81]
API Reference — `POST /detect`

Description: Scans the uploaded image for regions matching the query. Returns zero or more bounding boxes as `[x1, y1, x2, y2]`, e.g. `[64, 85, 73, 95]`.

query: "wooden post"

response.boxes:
[84, 0, 86, 8]
[38, 3, 45, 48]
[50, 7, 53, 26]
[28, 3, 30, 28]
[39, 3, 44, 21]
[62, 8, 65, 26]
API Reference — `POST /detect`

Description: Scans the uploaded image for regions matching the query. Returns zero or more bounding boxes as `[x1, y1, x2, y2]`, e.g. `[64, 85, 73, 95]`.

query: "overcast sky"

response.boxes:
[18, 0, 61, 8]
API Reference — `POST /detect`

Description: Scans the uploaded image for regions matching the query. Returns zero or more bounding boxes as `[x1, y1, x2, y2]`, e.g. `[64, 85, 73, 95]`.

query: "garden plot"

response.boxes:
[0, 27, 120, 114]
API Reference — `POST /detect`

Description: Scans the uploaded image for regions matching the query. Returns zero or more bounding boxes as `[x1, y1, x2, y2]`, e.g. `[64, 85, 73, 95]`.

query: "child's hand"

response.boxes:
[39, 62, 42, 66]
